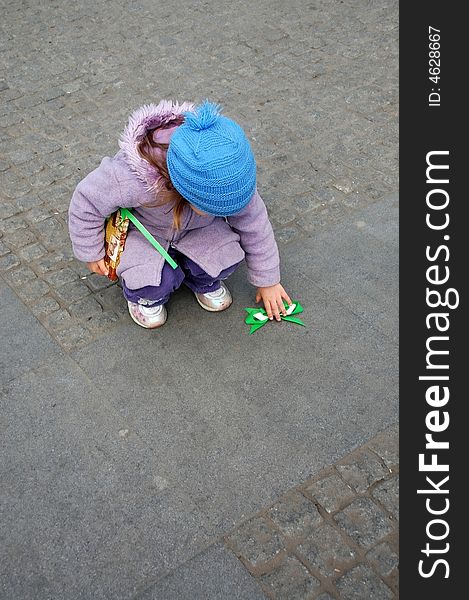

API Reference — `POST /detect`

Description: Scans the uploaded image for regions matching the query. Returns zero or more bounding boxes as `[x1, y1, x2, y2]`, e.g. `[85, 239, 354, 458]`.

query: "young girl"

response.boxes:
[69, 100, 292, 329]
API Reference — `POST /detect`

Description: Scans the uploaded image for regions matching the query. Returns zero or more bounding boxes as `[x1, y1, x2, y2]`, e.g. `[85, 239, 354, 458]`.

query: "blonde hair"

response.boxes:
[137, 124, 188, 230]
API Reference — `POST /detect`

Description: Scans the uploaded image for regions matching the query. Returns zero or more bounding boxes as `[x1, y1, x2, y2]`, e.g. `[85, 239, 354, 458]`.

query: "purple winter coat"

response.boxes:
[68, 101, 280, 290]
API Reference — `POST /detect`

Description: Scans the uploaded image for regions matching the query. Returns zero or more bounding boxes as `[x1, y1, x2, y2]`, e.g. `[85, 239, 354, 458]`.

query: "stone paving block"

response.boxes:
[15, 194, 43, 212]
[54, 323, 93, 351]
[84, 272, 117, 292]
[8, 140, 38, 163]
[94, 283, 128, 314]
[225, 516, 284, 570]
[41, 309, 73, 331]
[15, 279, 50, 302]
[33, 216, 68, 248]
[38, 183, 70, 210]
[30, 295, 61, 317]
[366, 542, 399, 578]
[334, 564, 393, 600]
[0, 240, 10, 256]
[272, 225, 301, 245]
[4, 265, 37, 296]
[336, 450, 389, 494]
[12, 92, 44, 110]
[311, 186, 347, 207]
[24, 206, 53, 223]
[33, 167, 61, 188]
[54, 279, 92, 304]
[44, 266, 78, 287]
[259, 556, 320, 600]
[296, 203, 354, 235]
[0, 215, 28, 234]
[2, 228, 37, 249]
[40, 86, 65, 102]
[372, 476, 399, 520]
[2, 202, 20, 218]
[303, 472, 356, 514]
[34, 251, 74, 274]
[2, 89, 22, 103]
[84, 311, 121, 333]
[334, 498, 394, 549]
[269, 206, 298, 226]
[296, 522, 357, 578]
[342, 191, 370, 210]
[0, 252, 20, 271]
[68, 295, 103, 320]
[19, 160, 45, 178]
[267, 491, 323, 539]
[0, 111, 24, 128]
[18, 243, 48, 262]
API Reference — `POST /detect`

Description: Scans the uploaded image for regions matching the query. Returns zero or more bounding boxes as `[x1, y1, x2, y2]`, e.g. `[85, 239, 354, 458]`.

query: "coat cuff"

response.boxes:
[71, 244, 105, 264]
[247, 266, 281, 288]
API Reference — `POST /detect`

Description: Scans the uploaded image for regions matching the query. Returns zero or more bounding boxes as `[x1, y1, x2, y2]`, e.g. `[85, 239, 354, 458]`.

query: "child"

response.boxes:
[69, 100, 292, 329]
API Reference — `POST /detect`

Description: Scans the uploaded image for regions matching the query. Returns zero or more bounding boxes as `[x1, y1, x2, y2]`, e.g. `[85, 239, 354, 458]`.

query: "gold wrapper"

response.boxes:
[103, 209, 129, 281]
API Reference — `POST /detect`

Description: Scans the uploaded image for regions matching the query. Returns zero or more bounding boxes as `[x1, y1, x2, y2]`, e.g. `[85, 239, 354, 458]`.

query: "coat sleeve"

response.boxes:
[227, 189, 281, 287]
[68, 156, 137, 263]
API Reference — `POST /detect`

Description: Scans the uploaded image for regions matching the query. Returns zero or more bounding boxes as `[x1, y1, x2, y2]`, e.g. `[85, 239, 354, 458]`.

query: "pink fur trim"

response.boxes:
[118, 100, 194, 192]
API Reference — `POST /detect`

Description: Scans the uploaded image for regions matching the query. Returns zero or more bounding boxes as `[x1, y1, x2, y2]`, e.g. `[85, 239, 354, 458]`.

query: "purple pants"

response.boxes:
[122, 247, 241, 307]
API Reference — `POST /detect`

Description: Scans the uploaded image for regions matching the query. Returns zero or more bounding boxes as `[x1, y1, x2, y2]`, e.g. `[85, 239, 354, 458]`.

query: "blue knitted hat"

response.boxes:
[167, 101, 256, 216]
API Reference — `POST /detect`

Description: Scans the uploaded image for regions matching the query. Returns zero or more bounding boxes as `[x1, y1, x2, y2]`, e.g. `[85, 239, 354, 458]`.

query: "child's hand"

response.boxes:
[87, 259, 109, 277]
[256, 284, 293, 321]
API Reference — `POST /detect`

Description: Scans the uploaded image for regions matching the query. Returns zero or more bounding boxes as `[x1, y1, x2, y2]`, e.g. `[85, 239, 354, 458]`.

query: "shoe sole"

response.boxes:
[128, 306, 167, 329]
[195, 294, 232, 312]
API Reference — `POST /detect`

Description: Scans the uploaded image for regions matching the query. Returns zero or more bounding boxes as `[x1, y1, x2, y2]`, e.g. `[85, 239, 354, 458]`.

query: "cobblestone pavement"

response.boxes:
[225, 424, 398, 599]
[1, 1, 398, 598]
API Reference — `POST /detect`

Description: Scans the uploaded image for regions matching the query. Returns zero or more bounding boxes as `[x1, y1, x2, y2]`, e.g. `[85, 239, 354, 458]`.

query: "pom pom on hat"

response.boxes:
[167, 100, 256, 216]
[183, 100, 222, 131]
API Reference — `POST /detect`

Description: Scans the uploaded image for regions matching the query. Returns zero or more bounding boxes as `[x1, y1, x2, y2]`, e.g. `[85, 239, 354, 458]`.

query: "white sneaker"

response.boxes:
[194, 281, 233, 312]
[127, 301, 167, 328]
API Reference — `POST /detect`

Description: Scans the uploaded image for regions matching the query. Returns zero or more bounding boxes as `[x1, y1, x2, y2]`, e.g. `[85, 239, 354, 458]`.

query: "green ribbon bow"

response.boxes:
[244, 300, 305, 334]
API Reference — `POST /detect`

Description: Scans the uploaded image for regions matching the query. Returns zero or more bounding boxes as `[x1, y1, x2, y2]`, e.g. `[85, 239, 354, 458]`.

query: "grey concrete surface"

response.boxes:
[0, 356, 218, 600]
[135, 544, 267, 600]
[0, 285, 60, 383]
[69, 193, 397, 533]
[1, 0, 398, 598]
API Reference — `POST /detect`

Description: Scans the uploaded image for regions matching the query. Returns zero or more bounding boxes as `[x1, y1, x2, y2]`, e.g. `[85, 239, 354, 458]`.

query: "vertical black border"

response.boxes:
[400, 3, 464, 595]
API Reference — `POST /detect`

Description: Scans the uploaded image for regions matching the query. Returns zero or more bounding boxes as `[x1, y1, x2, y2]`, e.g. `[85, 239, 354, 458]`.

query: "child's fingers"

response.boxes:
[255, 291, 261, 303]
[264, 299, 274, 320]
[97, 260, 109, 277]
[271, 299, 281, 321]
[277, 297, 287, 316]
[281, 290, 293, 306]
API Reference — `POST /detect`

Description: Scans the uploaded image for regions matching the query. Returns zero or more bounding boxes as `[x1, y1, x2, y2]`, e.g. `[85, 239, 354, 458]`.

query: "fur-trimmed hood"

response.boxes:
[118, 99, 194, 192]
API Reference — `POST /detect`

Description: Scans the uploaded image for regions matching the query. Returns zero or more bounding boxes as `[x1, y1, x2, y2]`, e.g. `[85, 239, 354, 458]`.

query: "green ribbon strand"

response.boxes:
[120, 208, 178, 270]
[244, 300, 305, 334]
